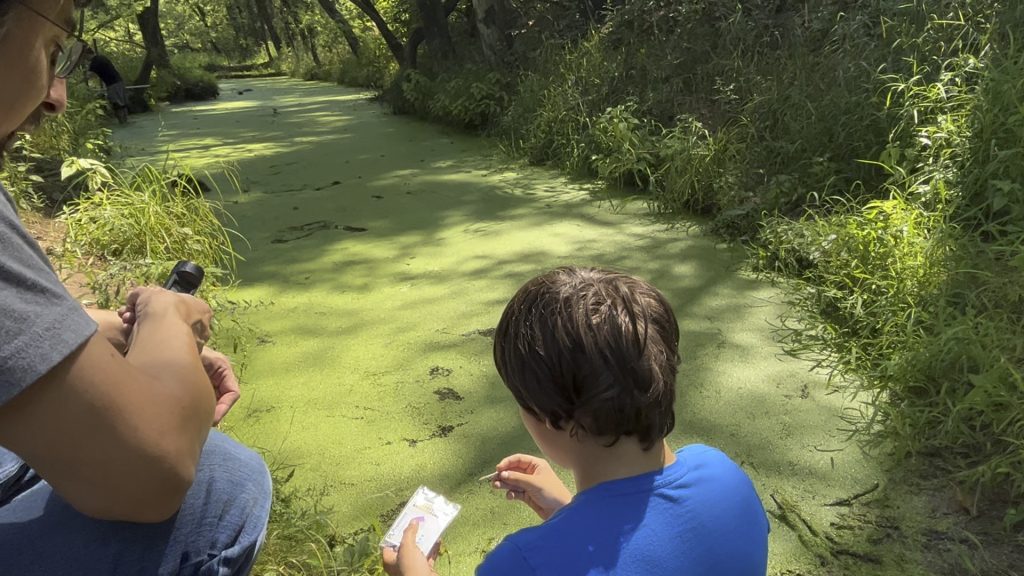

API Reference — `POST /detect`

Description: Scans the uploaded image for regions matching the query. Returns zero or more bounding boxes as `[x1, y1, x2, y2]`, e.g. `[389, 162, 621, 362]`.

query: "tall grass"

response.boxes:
[60, 160, 241, 308]
[255, 466, 384, 576]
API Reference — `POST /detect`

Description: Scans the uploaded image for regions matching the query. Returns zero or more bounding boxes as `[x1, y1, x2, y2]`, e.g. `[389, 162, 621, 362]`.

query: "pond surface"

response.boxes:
[117, 77, 887, 574]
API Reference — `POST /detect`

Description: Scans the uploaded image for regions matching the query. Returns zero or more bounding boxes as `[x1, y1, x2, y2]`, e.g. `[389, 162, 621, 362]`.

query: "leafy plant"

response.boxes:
[588, 102, 660, 189]
[154, 66, 221, 103]
[427, 68, 509, 130]
[656, 116, 743, 214]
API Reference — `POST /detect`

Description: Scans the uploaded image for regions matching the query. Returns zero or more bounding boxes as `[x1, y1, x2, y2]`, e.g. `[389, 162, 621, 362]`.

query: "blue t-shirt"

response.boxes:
[476, 445, 769, 575]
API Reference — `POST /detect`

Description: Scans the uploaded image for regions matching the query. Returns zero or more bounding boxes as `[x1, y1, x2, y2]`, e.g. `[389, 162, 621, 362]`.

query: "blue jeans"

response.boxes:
[0, 431, 272, 576]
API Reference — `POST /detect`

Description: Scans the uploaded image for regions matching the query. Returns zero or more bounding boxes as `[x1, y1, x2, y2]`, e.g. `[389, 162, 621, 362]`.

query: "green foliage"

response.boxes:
[31, 89, 112, 161]
[255, 466, 383, 576]
[756, 2, 1024, 502]
[154, 66, 221, 103]
[587, 102, 659, 189]
[335, 42, 398, 89]
[495, 34, 616, 174]
[59, 160, 240, 308]
[284, 39, 397, 90]
[428, 68, 509, 130]
[655, 116, 743, 215]
[396, 69, 433, 114]
[1, 140, 47, 211]
[0, 86, 111, 210]
[396, 66, 509, 130]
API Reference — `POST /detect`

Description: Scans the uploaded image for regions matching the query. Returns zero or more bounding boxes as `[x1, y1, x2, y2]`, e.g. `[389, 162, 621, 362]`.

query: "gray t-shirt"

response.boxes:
[0, 184, 96, 495]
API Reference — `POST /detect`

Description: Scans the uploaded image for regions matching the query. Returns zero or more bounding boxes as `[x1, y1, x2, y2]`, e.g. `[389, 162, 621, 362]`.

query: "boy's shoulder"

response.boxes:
[477, 444, 768, 576]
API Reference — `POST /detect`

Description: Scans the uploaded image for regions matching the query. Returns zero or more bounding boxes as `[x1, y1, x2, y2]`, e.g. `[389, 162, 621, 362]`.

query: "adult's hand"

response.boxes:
[118, 287, 212, 352]
[85, 309, 130, 355]
[490, 454, 573, 521]
[200, 348, 240, 426]
[381, 520, 439, 576]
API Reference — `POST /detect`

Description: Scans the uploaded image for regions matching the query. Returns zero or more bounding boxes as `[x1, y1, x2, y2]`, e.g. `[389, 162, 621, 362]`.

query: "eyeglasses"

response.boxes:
[13, 0, 90, 78]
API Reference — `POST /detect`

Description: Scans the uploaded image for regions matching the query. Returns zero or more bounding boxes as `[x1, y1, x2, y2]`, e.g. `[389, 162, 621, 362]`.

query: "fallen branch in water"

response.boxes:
[825, 481, 881, 507]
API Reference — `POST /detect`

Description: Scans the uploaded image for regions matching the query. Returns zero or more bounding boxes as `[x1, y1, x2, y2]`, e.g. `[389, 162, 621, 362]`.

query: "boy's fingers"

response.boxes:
[497, 453, 527, 467]
[427, 540, 441, 562]
[381, 547, 401, 576]
[497, 454, 539, 470]
[401, 518, 421, 546]
[498, 469, 545, 490]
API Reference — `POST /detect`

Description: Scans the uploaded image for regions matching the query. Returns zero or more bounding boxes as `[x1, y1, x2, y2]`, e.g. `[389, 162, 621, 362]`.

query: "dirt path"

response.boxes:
[113, 77, 1006, 575]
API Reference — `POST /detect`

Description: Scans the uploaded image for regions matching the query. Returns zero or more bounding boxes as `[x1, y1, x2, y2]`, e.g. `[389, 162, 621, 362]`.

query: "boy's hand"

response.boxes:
[381, 520, 439, 576]
[491, 454, 573, 521]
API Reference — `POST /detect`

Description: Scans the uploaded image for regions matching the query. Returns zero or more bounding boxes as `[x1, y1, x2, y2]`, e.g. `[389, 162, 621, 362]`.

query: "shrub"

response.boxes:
[335, 40, 398, 89]
[655, 116, 743, 215]
[397, 68, 435, 116]
[154, 66, 221, 103]
[426, 67, 509, 130]
[587, 102, 660, 189]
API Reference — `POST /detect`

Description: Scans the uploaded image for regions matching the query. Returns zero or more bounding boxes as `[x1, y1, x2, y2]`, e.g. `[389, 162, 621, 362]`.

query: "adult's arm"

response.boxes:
[0, 288, 216, 523]
[86, 308, 242, 425]
[86, 308, 129, 354]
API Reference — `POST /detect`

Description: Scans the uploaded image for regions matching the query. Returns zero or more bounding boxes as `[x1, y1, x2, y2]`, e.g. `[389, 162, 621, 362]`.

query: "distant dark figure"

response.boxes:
[84, 48, 128, 124]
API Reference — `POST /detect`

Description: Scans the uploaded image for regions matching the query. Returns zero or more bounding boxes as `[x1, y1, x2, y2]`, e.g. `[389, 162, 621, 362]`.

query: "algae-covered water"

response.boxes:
[117, 77, 896, 575]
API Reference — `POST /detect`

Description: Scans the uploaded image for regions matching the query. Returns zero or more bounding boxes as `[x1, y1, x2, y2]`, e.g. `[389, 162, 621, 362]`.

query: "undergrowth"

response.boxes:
[0, 84, 111, 211]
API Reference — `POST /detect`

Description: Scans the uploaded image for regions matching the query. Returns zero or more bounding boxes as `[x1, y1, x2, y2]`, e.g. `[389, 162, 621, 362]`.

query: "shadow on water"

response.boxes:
[117, 77, 903, 574]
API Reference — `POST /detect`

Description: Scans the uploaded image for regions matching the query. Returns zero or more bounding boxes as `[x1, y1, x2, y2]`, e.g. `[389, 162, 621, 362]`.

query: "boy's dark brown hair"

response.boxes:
[494, 267, 680, 450]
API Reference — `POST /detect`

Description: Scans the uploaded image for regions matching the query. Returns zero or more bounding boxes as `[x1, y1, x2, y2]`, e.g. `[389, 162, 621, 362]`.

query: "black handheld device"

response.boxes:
[163, 261, 205, 295]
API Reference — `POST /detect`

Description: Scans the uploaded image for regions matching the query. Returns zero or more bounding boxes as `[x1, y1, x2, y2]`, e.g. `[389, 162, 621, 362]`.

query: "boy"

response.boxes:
[384, 267, 769, 575]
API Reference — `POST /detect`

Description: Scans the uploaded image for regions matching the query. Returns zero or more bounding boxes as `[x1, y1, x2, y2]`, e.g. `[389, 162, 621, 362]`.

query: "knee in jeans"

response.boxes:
[201, 431, 272, 509]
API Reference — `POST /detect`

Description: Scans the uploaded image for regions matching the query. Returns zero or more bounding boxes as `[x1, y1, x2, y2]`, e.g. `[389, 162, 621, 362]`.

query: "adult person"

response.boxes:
[83, 45, 128, 123]
[0, 1, 272, 574]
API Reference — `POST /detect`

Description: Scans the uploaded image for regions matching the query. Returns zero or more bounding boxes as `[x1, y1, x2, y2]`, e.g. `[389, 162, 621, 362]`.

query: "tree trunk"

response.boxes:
[414, 0, 455, 61]
[187, 1, 225, 55]
[279, 11, 298, 53]
[253, 0, 284, 57]
[403, 0, 460, 70]
[472, 0, 512, 65]
[316, 0, 362, 58]
[349, 0, 405, 64]
[132, 0, 172, 111]
[404, 27, 425, 70]
[579, 0, 611, 23]
[225, 3, 248, 51]
[135, 0, 172, 79]
[303, 26, 322, 66]
[277, 0, 305, 55]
